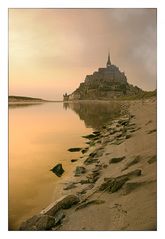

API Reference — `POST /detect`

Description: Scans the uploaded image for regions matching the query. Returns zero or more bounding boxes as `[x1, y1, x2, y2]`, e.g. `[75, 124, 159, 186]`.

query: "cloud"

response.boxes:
[9, 9, 157, 100]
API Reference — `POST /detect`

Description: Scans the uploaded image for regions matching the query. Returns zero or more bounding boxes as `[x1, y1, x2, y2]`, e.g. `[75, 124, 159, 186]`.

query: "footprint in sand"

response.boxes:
[109, 204, 128, 230]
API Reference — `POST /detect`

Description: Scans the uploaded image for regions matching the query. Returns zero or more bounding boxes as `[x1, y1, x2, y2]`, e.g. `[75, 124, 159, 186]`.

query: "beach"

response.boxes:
[20, 97, 157, 231]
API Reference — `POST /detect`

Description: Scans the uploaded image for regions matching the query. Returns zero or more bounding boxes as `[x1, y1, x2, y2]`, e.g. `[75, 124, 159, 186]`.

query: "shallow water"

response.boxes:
[9, 101, 121, 230]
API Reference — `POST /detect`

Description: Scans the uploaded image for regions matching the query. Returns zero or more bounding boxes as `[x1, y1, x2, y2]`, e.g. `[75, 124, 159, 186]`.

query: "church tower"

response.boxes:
[106, 52, 111, 68]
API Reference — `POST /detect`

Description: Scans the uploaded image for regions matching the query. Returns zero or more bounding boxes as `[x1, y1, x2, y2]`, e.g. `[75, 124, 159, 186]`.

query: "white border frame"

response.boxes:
[0, 0, 164, 238]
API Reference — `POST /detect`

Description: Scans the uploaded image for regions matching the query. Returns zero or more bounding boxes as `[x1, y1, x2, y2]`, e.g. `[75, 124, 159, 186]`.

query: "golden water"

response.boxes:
[9, 101, 121, 230]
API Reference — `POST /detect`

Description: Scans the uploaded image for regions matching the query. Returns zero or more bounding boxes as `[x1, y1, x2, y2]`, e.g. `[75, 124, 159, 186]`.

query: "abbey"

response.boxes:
[63, 53, 142, 101]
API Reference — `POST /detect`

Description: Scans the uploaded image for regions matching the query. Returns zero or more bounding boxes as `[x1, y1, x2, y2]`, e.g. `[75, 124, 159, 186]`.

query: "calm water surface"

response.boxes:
[9, 101, 121, 230]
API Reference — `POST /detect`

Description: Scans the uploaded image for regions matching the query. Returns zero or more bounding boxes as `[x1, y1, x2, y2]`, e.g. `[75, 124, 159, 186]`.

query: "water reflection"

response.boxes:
[9, 102, 43, 109]
[63, 101, 121, 129]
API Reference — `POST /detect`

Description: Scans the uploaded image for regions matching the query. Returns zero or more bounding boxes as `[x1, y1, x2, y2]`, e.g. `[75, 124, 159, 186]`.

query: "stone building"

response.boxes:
[63, 93, 69, 101]
[63, 53, 142, 101]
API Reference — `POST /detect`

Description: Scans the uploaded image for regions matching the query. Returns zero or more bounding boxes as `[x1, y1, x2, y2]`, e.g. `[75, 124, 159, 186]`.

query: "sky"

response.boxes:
[9, 9, 157, 100]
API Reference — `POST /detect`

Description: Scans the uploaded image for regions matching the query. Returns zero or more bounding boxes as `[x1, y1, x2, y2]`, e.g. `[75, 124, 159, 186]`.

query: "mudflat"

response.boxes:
[20, 97, 156, 231]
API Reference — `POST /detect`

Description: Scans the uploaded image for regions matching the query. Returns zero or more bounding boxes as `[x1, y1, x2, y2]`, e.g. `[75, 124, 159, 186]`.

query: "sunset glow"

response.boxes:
[9, 9, 157, 100]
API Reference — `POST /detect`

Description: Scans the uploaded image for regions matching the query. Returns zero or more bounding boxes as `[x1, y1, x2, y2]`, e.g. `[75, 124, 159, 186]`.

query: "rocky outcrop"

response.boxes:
[20, 195, 80, 230]
[64, 54, 143, 101]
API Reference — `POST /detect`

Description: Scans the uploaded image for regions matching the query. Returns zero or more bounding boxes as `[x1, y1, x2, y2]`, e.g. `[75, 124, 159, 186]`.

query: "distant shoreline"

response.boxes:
[8, 95, 63, 104]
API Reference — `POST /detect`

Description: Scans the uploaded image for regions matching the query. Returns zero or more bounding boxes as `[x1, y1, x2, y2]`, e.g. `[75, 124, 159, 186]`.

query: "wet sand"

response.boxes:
[20, 97, 157, 231]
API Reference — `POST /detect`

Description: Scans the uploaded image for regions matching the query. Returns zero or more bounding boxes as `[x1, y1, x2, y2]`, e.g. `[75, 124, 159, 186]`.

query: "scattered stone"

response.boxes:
[71, 159, 77, 163]
[86, 171, 100, 183]
[75, 166, 86, 176]
[81, 148, 88, 154]
[103, 164, 108, 168]
[122, 181, 145, 195]
[41, 195, 80, 216]
[89, 152, 97, 157]
[105, 152, 111, 156]
[53, 210, 65, 225]
[80, 179, 91, 184]
[118, 119, 129, 126]
[109, 156, 125, 164]
[20, 214, 56, 231]
[93, 131, 101, 135]
[129, 123, 136, 127]
[122, 155, 141, 171]
[109, 129, 115, 135]
[68, 147, 82, 152]
[116, 132, 123, 138]
[84, 157, 99, 165]
[88, 141, 96, 147]
[86, 141, 90, 145]
[148, 155, 157, 164]
[50, 164, 64, 177]
[111, 139, 124, 145]
[64, 182, 77, 190]
[75, 200, 105, 211]
[125, 134, 131, 139]
[100, 169, 142, 193]
[82, 134, 97, 139]
[99, 176, 129, 193]
[124, 169, 142, 178]
[147, 129, 157, 134]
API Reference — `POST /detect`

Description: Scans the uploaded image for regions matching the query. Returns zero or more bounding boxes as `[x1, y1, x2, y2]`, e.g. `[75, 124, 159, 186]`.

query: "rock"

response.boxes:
[109, 156, 125, 164]
[102, 125, 107, 129]
[81, 148, 88, 154]
[92, 164, 102, 172]
[84, 157, 99, 165]
[147, 129, 156, 134]
[125, 169, 142, 178]
[41, 195, 80, 216]
[105, 152, 111, 156]
[116, 132, 123, 138]
[89, 152, 97, 157]
[80, 179, 91, 184]
[93, 131, 101, 135]
[128, 123, 136, 127]
[86, 171, 100, 183]
[71, 159, 78, 163]
[99, 169, 142, 193]
[64, 182, 77, 190]
[111, 139, 124, 145]
[89, 141, 96, 146]
[118, 118, 129, 126]
[122, 181, 145, 195]
[20, 214, 56, 231]
[82, 134, 97, 139]
[109, 129, 115, 135]
[103, 164, 108, 168]
[53, 210, 65, 225]
[122, 155, 141, 170]
[125, 134, 131, 139]
[68, 147, 82, 152]
[50, 163, 64, 177]
[99, 176, 129, 193]
[148, 155, 156, 164]
[75, 166, 86, 176]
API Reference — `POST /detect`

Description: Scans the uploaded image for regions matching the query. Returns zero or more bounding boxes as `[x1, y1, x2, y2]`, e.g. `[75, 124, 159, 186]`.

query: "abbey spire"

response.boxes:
[106, 52, 111, 67]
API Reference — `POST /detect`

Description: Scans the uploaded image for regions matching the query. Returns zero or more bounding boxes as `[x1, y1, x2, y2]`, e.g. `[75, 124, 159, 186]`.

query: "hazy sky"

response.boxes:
[9, 9, 157, 100]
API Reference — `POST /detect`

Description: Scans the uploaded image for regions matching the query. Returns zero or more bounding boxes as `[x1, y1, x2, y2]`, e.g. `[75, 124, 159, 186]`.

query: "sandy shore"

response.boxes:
[20, 97, 157, 231]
